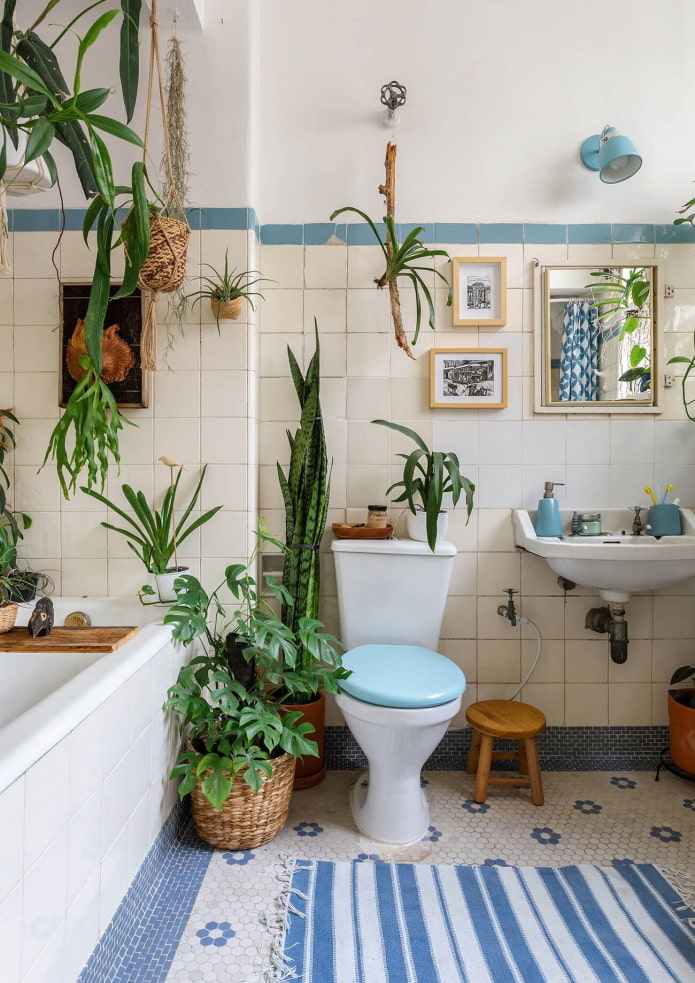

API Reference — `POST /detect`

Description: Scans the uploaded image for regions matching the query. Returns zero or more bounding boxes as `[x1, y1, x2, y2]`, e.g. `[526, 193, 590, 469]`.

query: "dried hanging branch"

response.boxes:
[331, 142, 452, 359]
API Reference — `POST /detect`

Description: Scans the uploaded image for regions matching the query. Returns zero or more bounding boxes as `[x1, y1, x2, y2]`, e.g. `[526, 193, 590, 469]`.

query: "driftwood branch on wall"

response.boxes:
[376, 142, 414, 359]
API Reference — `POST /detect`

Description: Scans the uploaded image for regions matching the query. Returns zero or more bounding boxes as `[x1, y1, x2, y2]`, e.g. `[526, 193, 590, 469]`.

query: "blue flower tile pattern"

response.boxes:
[196, 922, 236, 947]
[420, 777, 429, 787]
[683, 799, 695, 811]
[610, 776, 637, 789]
[650, 826, 681, 843]
[531, 827, 561, 845]
[356, 853, 383, 863]
[483, 859, 509, 866]
[422, 826, 442, 843]
[574, 800, 602, 815]
[293, 822, 324, 837]
[462, 799, 490, 814]
[222, 850, 255, 865]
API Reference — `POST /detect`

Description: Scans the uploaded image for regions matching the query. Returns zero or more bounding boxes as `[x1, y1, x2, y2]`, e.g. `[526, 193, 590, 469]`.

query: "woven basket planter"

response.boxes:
[190, 750, 296, 850]
[139, 215, 190, 293]
[0, 601, 18, 633]
[211, 296, 244, 321]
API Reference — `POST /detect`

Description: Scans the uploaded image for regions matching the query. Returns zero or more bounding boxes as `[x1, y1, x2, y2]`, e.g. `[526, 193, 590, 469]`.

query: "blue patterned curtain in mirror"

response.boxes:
[559, 300, 599, 401]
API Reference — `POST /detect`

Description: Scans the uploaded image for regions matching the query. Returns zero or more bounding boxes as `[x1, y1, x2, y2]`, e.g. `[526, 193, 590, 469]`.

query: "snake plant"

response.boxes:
[330, 206, 452, 348]
[0, 1, 151, 495]
[276, 320, 331, 688]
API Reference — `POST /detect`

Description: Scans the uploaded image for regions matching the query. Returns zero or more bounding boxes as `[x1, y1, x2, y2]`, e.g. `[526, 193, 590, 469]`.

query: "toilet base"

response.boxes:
[350, 769, 430, 845]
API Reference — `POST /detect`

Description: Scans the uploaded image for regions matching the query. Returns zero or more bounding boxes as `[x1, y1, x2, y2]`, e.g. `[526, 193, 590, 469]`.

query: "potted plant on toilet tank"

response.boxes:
[373, 420, 475, 551]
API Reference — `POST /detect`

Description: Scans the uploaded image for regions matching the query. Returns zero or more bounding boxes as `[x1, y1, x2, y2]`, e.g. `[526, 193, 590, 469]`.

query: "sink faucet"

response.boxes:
[631, 506, 646, 535]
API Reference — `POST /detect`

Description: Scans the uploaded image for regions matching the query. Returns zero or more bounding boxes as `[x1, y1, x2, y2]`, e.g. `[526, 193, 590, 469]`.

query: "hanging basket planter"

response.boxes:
[211, 296, 244, 321]
[139, 214, 190, 294]
[0, 601, 19, 634]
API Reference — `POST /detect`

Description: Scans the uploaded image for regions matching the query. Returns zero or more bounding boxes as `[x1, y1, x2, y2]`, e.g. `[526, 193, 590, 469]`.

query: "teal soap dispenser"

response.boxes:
[535, 481, 564, 537]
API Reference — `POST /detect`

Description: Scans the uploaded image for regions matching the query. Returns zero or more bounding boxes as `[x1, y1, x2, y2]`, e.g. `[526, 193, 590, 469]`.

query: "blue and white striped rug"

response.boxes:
[282, 860, 695, 982]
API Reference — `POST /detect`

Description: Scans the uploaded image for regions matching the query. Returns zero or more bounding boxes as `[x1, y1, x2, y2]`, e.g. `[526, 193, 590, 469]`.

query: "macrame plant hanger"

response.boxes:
[137, 0, 190, 370]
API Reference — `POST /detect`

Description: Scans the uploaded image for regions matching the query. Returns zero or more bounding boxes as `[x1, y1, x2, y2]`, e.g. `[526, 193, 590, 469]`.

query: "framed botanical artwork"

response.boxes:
[430, 348, 508, 408]
[452, 256, 507, 326]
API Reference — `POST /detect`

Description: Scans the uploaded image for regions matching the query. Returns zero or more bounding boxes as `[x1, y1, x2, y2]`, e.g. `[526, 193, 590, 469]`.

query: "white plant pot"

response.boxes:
[406, 508, 448, 546]
[154, 566, 189, 602]
[4, 130, 53, 195]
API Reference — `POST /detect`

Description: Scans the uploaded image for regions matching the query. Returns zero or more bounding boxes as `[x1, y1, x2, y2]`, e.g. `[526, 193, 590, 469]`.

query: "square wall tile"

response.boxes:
[0, 778, 24, 902]
[565, 683, 608, 725]
[304, 244, 347, 288]
[260, 245, 304, 289]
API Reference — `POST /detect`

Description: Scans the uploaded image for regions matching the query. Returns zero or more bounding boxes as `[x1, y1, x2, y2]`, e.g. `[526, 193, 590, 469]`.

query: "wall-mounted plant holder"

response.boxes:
[60, 283, 149, 408]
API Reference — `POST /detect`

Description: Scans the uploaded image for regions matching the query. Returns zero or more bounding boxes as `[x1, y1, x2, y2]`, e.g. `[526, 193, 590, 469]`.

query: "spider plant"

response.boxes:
[80, 464, 222, 576]
[329, 206, 452, 348]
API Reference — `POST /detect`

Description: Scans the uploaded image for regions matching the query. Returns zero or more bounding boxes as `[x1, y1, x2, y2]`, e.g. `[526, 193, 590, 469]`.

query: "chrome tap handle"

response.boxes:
[631, 506, 646, 535]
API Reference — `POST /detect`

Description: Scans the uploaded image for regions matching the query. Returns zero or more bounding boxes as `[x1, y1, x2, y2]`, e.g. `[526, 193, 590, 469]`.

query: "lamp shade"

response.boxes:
[580, 125, 642, 184]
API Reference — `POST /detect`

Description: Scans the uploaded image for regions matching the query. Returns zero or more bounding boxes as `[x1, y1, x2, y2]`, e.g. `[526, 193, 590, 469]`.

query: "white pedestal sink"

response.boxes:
[512, 507, 695, 603]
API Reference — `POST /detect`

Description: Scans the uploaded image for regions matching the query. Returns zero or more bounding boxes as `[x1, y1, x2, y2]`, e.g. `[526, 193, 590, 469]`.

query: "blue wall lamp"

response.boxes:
[580, 125, 642, 184]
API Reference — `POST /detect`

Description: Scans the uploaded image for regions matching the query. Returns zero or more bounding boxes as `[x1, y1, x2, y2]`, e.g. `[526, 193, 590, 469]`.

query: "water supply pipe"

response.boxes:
[497, 589, 543, 700]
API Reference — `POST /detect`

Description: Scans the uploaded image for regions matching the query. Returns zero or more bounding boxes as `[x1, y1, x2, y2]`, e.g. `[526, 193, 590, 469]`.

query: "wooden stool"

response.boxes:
[465, 700, 546, 805]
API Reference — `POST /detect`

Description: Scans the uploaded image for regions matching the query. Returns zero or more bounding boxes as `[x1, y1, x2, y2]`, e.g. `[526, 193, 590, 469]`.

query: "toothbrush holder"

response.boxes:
[646, 504, 682, 538]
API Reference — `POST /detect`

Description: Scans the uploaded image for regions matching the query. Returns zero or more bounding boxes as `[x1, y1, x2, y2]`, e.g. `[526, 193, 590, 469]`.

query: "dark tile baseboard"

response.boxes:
[325, 725, 669, 772]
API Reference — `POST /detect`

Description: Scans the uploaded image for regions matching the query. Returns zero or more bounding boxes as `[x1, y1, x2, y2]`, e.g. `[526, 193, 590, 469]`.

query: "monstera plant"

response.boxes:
[0, 0, 151, 496]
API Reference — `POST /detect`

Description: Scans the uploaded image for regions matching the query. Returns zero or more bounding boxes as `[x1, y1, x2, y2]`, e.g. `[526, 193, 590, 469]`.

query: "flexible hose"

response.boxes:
[507, 615, 542, 701]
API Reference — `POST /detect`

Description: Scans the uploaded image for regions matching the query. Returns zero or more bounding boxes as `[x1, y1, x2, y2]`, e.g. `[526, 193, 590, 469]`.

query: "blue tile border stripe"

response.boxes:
[326, 724, 669, 772]
[6, 211, 693, 244]
[78, 801, 213, 983]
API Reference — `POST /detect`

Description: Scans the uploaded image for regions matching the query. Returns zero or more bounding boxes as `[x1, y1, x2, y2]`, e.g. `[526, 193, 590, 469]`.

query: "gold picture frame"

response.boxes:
[452, 256, 507, 327]
[430, 348, 508, 408]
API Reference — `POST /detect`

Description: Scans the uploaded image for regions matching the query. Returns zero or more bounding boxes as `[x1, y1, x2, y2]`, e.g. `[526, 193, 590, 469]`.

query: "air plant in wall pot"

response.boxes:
[330, 142, 452, 358]
[175, 249, 269, 329]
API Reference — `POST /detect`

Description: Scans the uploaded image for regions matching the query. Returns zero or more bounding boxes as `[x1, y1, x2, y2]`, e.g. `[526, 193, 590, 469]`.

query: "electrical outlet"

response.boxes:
[664, 284, 675, 298]
[664, 373, 675, 388]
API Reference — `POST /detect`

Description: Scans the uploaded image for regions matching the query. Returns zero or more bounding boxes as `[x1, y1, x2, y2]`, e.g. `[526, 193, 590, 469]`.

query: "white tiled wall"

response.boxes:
[0, 228, 259, 603]
[4, 232, 695, 732]
[259, 239, 695, 730]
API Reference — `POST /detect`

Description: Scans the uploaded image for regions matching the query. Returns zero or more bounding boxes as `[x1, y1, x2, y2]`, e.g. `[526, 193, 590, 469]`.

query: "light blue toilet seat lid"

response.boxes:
[338, 644, 466, 709]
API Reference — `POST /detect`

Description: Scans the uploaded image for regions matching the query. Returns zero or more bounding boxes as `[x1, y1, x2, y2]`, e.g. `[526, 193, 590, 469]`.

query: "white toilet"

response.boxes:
[331, 537, 466, 844]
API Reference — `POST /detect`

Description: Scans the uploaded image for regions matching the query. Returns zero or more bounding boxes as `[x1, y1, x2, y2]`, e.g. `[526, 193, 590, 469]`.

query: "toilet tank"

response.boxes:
[331, 537, 456, 651]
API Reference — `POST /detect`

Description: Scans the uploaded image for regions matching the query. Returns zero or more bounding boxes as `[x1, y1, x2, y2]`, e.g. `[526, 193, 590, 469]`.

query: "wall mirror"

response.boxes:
[533, 262, 661, 414]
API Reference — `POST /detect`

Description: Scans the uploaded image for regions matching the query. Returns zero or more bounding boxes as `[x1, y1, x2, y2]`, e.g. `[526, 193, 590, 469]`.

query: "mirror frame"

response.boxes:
[533, 260, 662, 415]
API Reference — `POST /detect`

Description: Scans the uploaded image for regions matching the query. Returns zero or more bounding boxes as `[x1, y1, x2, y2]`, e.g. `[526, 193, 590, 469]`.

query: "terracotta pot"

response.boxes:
[211, 296, 243, 320]
[668, 689, 695, 774]
[282, 691, 326, 789]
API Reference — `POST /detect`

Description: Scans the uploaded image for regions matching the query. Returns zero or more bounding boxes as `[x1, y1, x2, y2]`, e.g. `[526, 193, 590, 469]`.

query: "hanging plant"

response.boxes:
[330, 142, 452, 359]
[0, 1, 151, 496]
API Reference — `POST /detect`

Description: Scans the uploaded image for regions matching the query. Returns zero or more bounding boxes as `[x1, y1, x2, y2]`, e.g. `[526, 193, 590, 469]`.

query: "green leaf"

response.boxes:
[88, 128, 115, 204]
[72, 87, 111, 114]
[371, 418, 429, 452]
[0, 0, 16, 113]
[85, 113, 143, 148]
[670, 666, 695, 686]
[0, 49, 58, 105]
[73, 10, 120, 96]
[23, 117, 53, 165]
[120, 0, 142, 122]
[630, 344, 647, 368]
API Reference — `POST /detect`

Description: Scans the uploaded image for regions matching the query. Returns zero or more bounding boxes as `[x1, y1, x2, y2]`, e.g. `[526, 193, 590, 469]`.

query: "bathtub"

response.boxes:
[0, 597, 187, 983]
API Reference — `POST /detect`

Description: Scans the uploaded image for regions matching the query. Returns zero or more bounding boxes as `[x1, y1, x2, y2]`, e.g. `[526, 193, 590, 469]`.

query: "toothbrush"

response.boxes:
[644, 486, 658, 506]
[661, 484, 673, 505]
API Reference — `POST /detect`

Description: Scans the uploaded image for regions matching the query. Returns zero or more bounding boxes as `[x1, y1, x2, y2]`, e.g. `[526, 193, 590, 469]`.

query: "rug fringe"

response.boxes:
[658, 865, 695, 925]
[249, 855, 314, 983]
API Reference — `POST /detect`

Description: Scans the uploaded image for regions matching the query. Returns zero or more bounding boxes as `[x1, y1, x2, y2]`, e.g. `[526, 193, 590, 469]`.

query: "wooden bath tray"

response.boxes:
[0, 626, 139, 653]
[332, 523, 394, 539]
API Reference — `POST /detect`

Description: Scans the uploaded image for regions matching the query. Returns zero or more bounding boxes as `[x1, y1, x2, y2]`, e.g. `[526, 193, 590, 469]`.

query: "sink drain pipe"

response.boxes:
[585, 603, 629, 664]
